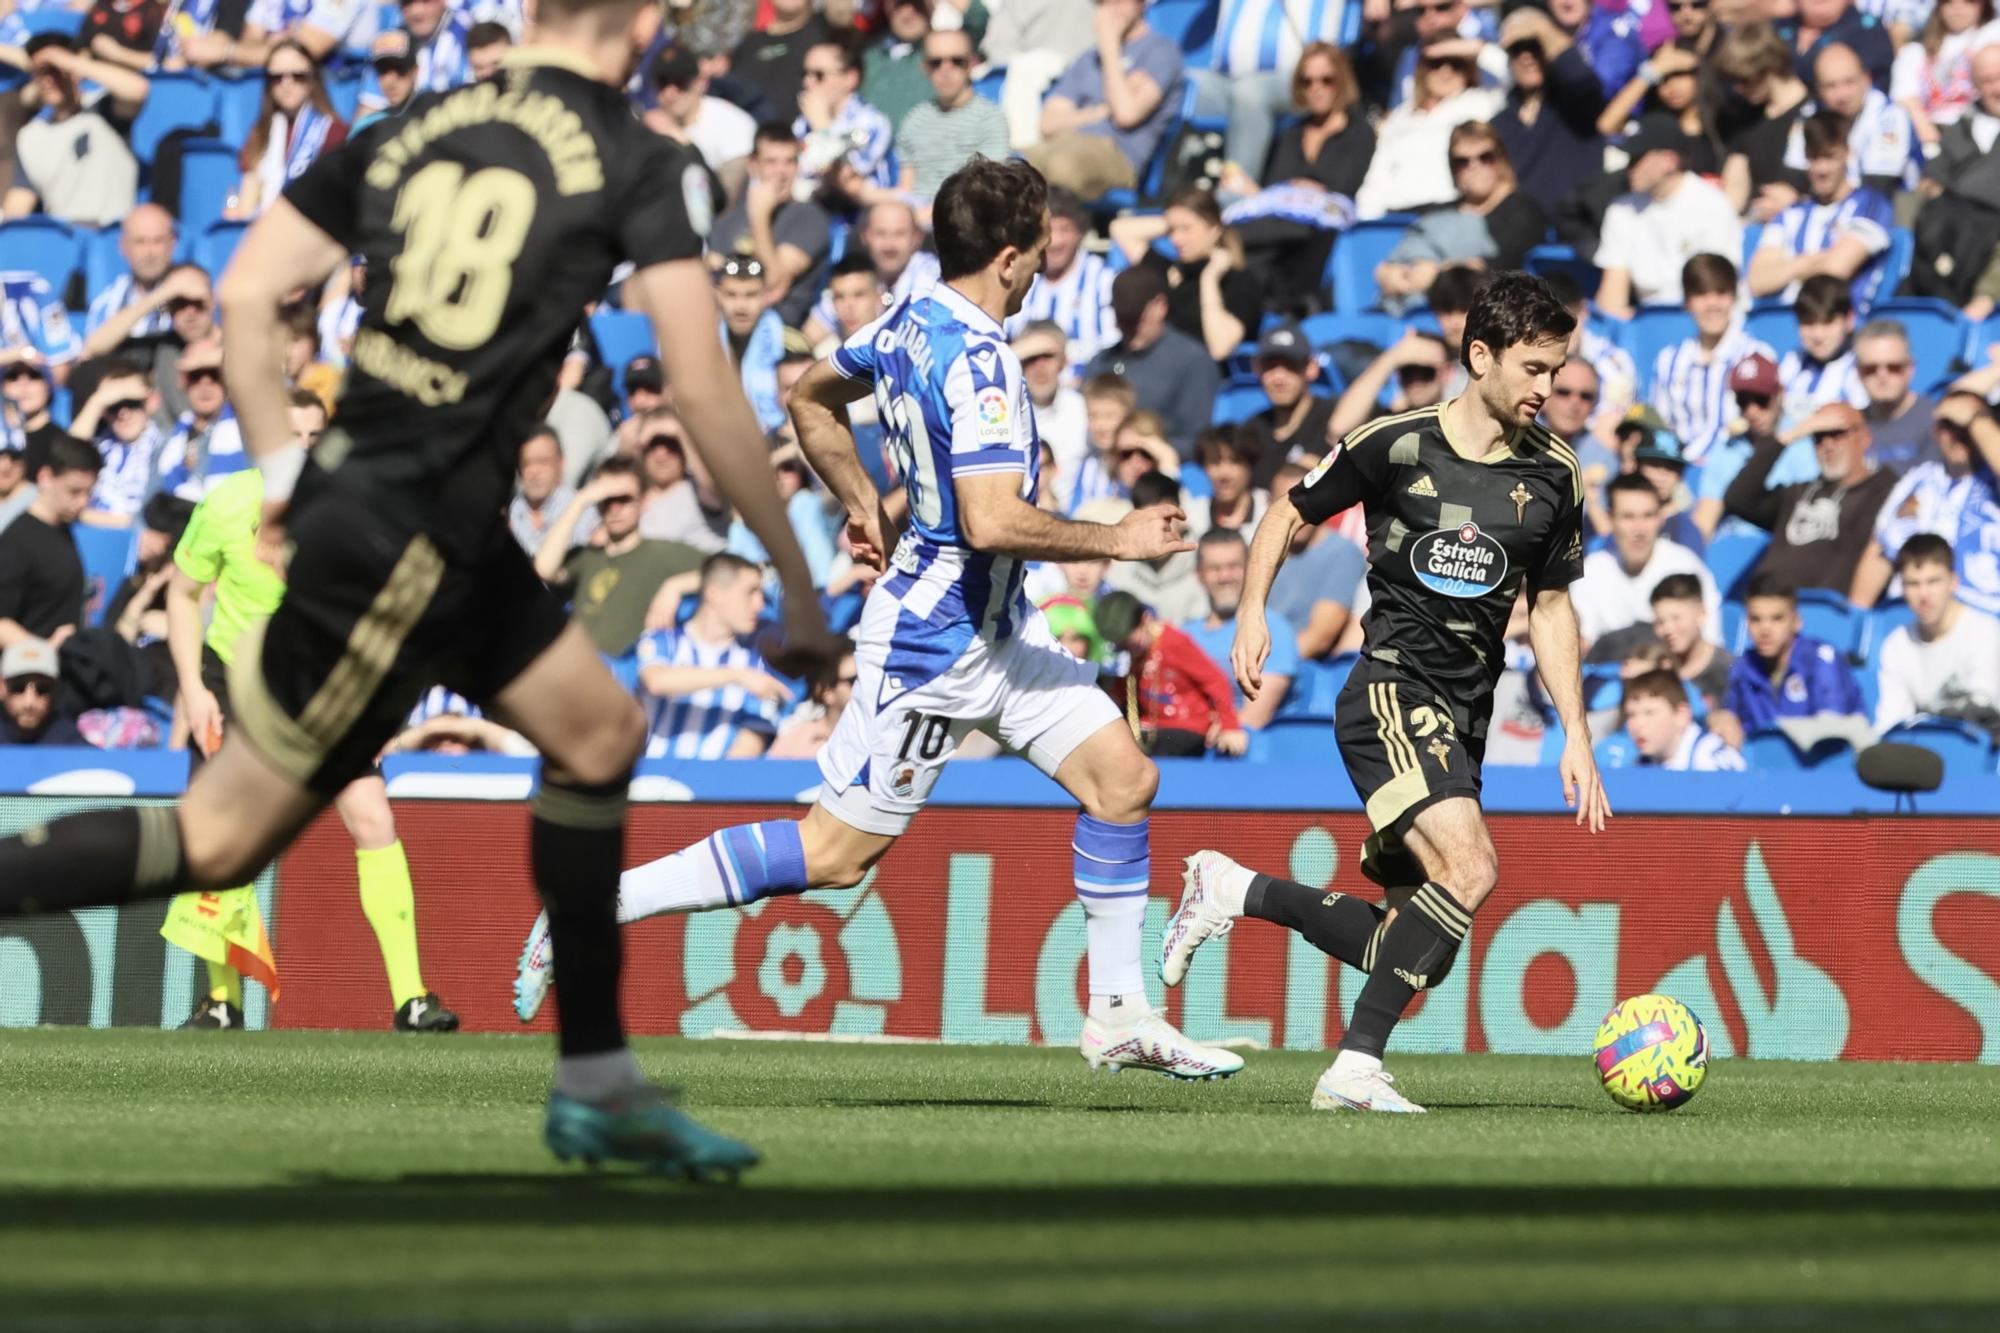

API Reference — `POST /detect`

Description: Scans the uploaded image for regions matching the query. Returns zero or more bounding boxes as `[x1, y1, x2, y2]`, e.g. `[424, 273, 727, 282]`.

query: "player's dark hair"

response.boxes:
[1461, 271, 1575, 373]
[1650, 572, 1705, 606]
[1896, 532, 1956, 574]
[41, 434, 102, 479]
[700, 551, 760, 590]
[1796, 273, 1853, 324]
[1682, 253, 1737, 299]
[753, 120, 800, 152]
[1428, 264, 1482, 317]
[1801, 109, 1852, 159]
[932, 156, 1049, 283]
[1606, 472, 1661, 506]
[467, 20, 512, 48]
[1624, 668, 1690, 711]
[1744, 571, 1798, 606]
[831, 250, 880, 281]
[1129, 469, 1180, 510]
[1541, 271, 1583, 310]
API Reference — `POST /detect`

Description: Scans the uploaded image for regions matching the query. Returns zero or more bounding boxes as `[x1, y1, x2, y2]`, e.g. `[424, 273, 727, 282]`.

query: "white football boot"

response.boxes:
[1080, 1010, 1245, 1081]
[1309, 1061, 1427, 1113]
[513, 909, 554, 1023]
[1159, 850, 1255, 987]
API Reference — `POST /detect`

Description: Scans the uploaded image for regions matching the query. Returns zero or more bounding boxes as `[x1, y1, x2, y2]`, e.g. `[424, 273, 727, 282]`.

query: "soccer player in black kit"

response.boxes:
[0, 0, 833, 1177]
[1158, 272, 1613, 1113]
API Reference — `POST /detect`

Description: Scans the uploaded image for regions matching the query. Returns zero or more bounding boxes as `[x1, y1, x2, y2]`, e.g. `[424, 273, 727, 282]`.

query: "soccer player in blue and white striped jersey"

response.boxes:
[636, 553, 789, 760]
[1006, 189, 1117, 385]
[1649, 254, 1776, 466]
[513, 158, 1241, 1082]
[1750, 110, 1897, 317]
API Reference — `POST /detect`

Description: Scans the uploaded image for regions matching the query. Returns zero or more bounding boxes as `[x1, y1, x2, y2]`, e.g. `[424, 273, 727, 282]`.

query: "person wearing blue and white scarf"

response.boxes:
[234, 40, 348, 217]
[69, 368, 164, 528]
[0, 272, 83, 376]
[152, 339, 249, 502]
[1194, 0, 1349, 182]
[716, 264, 789, 435]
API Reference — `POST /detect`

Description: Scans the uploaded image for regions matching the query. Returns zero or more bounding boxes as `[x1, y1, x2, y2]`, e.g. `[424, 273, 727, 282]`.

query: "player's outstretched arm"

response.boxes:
[955, 472, 1190, 564]
[632, 259, 833, 664]
[217, 199, 349, 503]
[1232, 492, 1305, 700]
[1527, 584, 1612, 833]
[790, 359, 896, 570]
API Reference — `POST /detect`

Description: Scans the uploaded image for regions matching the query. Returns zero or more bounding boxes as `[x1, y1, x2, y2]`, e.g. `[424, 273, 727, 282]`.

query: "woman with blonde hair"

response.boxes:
[1375, 124, 1548, 311]
[230, 40, 348, 219]
[1110, 186, 1265, 362]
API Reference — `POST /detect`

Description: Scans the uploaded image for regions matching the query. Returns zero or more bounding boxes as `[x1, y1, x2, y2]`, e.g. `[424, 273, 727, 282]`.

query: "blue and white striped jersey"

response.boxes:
[1758, 187, 1896, 315]
[1580, 325, 1638, 415]
[1649, 328, 1777, 465]
[154, 407, 250, 501]
[1008, 250, 1117, 384]
[794, 94, 897, 191]
[636, 626, 783, 760]
[1778, 347, 1868, 430]
[1873, 460, 2000, 616]
[405, 685, 483, 726]
[811, 249, 940, 339]
[1210, 0, 1348, 77]
[85, 273, 174, 344]
[1782, 88, 1921, 193]
[831, 282, 1041, 693]
[0, 271, 82, 367]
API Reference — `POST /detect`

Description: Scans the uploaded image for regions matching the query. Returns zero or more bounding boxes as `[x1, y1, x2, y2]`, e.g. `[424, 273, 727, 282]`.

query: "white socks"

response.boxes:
[556, 1048, 645, 1103]
[1329, 1049, 1382, 1079]
[1088, 992, 1152, 1027]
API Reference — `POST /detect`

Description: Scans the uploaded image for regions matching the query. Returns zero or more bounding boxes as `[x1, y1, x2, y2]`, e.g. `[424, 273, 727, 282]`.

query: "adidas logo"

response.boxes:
[1395, 967, 1429, 989]
[1407, 475, 1438, 498]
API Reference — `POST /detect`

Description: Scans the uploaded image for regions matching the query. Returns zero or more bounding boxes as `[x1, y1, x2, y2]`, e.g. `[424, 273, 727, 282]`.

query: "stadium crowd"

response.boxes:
[1, 0, 1999, 778]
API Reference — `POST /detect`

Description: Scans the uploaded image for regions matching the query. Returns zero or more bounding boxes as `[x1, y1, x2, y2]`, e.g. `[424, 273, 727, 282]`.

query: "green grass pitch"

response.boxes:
[3, 1030, 1999, 1331]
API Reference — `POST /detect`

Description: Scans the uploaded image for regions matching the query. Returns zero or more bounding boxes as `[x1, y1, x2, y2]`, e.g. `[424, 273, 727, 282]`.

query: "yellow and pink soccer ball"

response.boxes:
[1592, 994, 1709, 1113]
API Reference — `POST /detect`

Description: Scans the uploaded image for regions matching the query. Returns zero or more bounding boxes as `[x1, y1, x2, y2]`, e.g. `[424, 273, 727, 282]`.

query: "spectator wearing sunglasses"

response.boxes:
[768, 638, 859, 759]
[532, 456, 704, 658]
[1693, 353, 1793, 544]
[1192, 0, 1349, 184]
[1375, 125, 1547, 315]
[709, 122, 833, 329]
[354, 28, 421, 129]
[152, 336, 246, 502]
[356, 0, 470, 119]
[888, 28, 1006, 204]
[1538, 359, 1620, 537]
[1852, 320, 1939, 475]
[794, 39, 895, 209]
[1355, 36, 1505, 219]
[231, 39, 347, 220]
[145, 264, 219, 425]
[0, 358, 63, 484]
[67, 362, 161, 529]
[0, 639, 84, 746]
[1492, 9, 1610, 212]
[1380, 0, 1504, 111]
[730, 0, 835, 117]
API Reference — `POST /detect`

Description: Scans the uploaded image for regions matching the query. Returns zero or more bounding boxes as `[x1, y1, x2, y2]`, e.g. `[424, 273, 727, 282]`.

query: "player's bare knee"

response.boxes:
[178, 823, 262, 891]
[549, 698, 647, 788]
[1082, 752, 1156, 824]
[1448, 847, 1500, 907]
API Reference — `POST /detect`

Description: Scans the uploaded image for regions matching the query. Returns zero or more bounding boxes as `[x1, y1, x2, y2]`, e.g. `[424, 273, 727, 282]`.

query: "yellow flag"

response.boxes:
[161, 887, 281, 1001]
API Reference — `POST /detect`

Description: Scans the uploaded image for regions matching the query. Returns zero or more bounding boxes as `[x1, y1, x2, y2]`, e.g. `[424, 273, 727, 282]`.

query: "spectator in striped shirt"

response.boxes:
[802, 200, 938, 346]
[1750, 110, 1897, 316]
[80, 204, 176, 369]
[795, 40, 897, 212]
[1066, 374, 1137, 514]
[1651, 254, 1777, 467]
[637, 552, 791, 760]
[1778, 274, 1869, 430]
[1781, 42, 1921, 198]
[0, 272, 81, 389]
[67, 361, 159, 530]
[1194, 0, 1351, 183]
[1008, 188, 1117, 385]
[889, 27, 1008, 206]
[1621, 669, 1747, 770]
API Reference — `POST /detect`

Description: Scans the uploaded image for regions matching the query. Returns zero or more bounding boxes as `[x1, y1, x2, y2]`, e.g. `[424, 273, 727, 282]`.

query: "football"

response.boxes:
[1593, 994, 1710, 1113]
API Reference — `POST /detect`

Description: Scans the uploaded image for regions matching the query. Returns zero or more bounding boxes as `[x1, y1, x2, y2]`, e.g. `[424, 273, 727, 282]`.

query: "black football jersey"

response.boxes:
[1289, 404, 1584, 734]
[283, 50, 709, 557]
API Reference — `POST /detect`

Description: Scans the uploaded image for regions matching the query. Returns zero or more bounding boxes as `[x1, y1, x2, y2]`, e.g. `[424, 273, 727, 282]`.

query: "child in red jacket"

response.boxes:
[1094, 591, 1249, 758]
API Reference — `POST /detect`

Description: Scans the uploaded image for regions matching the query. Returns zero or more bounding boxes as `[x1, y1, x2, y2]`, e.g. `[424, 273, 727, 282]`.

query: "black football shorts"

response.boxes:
[1333, 656, 1487, 838]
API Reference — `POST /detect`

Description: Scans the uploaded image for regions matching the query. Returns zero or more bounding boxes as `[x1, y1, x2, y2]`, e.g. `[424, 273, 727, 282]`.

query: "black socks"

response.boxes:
[531, 778, 630, 1057]
[0, 806, 186, 917]
[1340, 882, 1473, 1059]
[1245, 874, 1385, 972]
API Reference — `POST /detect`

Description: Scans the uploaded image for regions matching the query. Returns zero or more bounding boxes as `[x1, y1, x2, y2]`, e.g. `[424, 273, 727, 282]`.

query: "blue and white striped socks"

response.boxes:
[616, 820, 809, 922]
[1073, 813, 1149, 1013]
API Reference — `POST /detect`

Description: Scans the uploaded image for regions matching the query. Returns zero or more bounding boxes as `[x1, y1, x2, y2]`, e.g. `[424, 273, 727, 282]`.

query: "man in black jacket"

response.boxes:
[1493, 6, 1607, 209]
[1724, 401, 1897, 595]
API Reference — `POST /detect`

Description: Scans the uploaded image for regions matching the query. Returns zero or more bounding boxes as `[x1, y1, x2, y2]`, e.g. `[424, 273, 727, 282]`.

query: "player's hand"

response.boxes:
[845, 500, 897, 571]
[1230, 613, 1271, 701]
[1213, 727, 1250, 757]
[1111, 504, 1193, 562]
[185, 687, 224, 758]
[1560, 737, 1612, 834]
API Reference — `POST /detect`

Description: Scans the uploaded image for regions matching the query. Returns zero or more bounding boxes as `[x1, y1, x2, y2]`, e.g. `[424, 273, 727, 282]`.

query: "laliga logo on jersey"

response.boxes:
[1410, 521, 1508, 599]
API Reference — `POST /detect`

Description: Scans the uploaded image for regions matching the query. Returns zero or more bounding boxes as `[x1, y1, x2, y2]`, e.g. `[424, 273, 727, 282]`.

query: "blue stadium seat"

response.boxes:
[1854, 599, 1915, 668]
[177, 138, 241, 242]
[214, 74, 266, 150]
[1328, 216, 1414, 314]
[22, 8, 86, 37]
[588, 308, 656, 394]
[1721, 598, 1745, 653]
[1880, 718, 1996, 779]
[1796, 587, 1861, 655]
[1882, 225, 1915, 291]
[1704, 529, 1768, 599]
[971, 66, 1006, 104]
[1618, 306, 1695, 393]
[73, 525, 138, 627]
[82, 225, 127, 312]
[1743, 727, 1854, 771]
[1148, 0, 1219, 64]
[1257, 718, 1336, 764]
[1868, 298, 1965, 383]
[194, 221, 251, 280]
[326, 69, 363, 123]
[1211, 383, 1271, 424]
[1524, 244, 1601, 302]
[1277, 651, 1357, 721]
[1300, 310, 1400, 352]
[130, 74, 219, 166]
[0, 218, 82, 299]
[1740, 222, 1763, 269]
[1745, 302, 1799, 362]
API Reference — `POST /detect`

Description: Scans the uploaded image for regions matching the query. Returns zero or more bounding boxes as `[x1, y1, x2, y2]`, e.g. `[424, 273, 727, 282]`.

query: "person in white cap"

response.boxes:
[0, 639, 82, 746]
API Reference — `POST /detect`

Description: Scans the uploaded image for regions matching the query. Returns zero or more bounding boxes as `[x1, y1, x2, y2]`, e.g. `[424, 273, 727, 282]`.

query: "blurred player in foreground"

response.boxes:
[514, 156, 1243, 1082]
[162, 394, 458, 1034]
[0, 0, 831, 1179]
[1160, 272, 1612, 1112]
